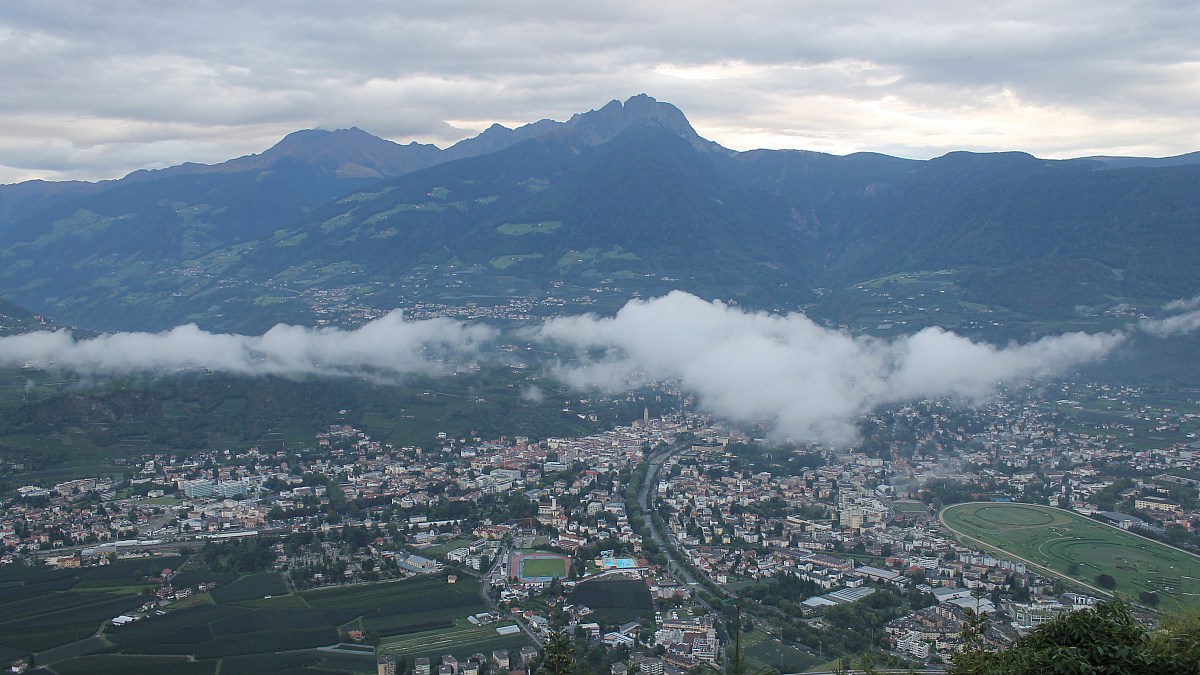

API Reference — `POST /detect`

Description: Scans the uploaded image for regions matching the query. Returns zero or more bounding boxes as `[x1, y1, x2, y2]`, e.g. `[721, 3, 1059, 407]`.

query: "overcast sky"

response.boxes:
[2, 0, 1197, 183]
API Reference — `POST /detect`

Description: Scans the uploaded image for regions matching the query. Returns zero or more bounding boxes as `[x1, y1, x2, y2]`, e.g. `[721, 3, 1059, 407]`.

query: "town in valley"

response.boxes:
[4, 374, 1200, 674]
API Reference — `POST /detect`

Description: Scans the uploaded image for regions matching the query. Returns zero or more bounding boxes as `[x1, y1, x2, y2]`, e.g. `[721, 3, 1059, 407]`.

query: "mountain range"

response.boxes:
[1, 94, 1198, 335]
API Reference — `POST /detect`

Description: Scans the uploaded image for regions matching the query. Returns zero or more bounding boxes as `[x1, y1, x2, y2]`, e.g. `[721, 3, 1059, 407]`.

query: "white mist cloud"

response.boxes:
[1163, 296, 1200, 312]
[0, 291, 1162, 445]
[1139, 295, 1200, 337]
[1139, 310, 1200, 338]
[520, 385, 546, 404]
[537, 291, 1124, 444]
[0, 310, 495, 379]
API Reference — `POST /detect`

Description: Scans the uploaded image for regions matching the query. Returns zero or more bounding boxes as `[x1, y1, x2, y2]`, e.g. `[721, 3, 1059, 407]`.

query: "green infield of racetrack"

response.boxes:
[941, 502, 1200, 610]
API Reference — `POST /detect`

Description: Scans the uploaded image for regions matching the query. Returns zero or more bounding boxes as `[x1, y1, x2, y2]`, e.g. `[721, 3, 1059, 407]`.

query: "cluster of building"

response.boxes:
[4, 378, 1200, 671]
[381, 645, 541, 675]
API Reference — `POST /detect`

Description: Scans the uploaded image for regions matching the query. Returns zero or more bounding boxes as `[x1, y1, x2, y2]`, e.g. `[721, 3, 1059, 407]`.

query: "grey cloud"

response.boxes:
[520, 386, 546, 404]
[0, 311, 496, 379]
[537, 292, 1123, 445]
[1163, 296, 1200, 312]
[2, 0, 1198, 181]
[1140, 311, 1200, 338]
[1138, 295, 1200, 338]
[0, 290, 1161, 446]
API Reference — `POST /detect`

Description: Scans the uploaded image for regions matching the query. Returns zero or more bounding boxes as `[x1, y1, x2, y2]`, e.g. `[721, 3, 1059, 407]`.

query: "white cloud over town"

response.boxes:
[537, 292, 1124, 444]
[10, 292, 1200, 445]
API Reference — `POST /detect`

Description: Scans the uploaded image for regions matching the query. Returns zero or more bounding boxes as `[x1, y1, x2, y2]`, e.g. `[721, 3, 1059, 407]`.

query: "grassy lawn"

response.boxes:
[892, 500, 929, 513]
[420, 537, 476, 558]
[942, 502, 1200, 610]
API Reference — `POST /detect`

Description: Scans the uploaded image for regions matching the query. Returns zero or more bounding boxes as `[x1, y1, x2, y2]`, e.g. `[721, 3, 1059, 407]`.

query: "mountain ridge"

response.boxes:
[0, 94, 1198, 335]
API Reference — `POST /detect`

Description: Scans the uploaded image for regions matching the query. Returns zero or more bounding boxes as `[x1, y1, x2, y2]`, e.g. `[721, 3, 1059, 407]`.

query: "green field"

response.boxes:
[892, 500, 928, 513]
[378, 620, 532, 663]
[496, 221, 562, 235]
[51, 654, 217, 675]
[302, 574, 489, 636]
[490, 253, 544, 270]
[0, 557, 184, 653]
[519, 556, 568, 579]
[942, 502, 1200, 609]
[210, 572, 288, 603]
[740, 628, 823, 674]
[0, 566, 484, 671]
[569, 579, 653, 625]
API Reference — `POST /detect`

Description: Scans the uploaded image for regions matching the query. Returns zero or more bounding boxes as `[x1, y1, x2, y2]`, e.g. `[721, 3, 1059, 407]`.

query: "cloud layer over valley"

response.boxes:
[537, 292, 1125, 444]
[0, 311, 495, 380]
[5, 291, 1200, 444]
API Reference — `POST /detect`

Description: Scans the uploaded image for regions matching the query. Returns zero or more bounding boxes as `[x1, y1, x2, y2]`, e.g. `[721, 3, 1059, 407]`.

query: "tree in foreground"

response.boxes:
[949, 599, 1200, 674]
[541, 629, 575, 675]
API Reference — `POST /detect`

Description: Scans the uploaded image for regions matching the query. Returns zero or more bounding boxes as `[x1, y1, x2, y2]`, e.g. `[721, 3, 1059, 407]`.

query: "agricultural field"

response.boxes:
[303, 645, 379, 673]
[50, 654, 217, 675]
[209, 571, 288, 603]
[490, 253, 544, 270]
[739, 628, 823, 674]
[49, 648, 377, 675]
[0, 557, 181, 654]
[107, 603, 346, 658]
[301, 574, 489, 636]
[942, 502, 1200, 609]
[0, 561, 485, 673]
[378, 620, 532, 665]
[569, 579, 653, 626]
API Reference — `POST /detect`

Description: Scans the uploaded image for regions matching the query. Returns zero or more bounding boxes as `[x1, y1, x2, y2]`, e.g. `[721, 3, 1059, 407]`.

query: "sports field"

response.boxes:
[521, 557, 567, 578]
[511, 552, 570, 581]
[942, 502, 1200, 610]
[892, 500, 928, 514]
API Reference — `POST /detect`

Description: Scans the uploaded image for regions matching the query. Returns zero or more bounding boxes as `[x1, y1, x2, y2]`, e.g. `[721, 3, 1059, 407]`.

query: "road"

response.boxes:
[480, 542, 544, 647]
[637, 444, 839, 665]
[637, 445, 726, 625]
